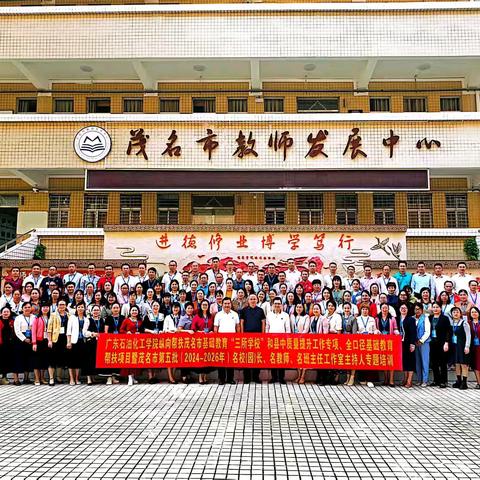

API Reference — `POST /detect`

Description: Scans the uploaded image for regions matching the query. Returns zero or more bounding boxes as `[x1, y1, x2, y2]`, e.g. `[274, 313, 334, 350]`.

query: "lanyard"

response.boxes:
[24, 315, 31, 329]
[94, 319, 101, 332]
[60, 314, 67, 328]
[381, 318, 389, 332]
[359, 316, 369, 332]
[470, 292, 478, 305]
[32, 276, 41, 288]
[113, 317, 119, 333]
[204, 316, 209, 330]
[453, 320, 462, 334]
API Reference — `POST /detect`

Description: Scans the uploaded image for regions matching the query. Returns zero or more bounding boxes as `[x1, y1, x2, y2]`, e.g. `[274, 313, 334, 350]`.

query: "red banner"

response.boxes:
[96, 333, 402, 370]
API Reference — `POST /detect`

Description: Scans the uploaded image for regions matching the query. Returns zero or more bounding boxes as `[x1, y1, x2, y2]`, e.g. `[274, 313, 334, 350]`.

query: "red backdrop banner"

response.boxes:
[96, 333, 402, 370]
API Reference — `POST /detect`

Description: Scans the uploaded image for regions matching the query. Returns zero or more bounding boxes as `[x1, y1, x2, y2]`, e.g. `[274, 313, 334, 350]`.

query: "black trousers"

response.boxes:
[430, 340, 448, 384]
[243, 368, 260, 383]
[270, 368, 285, 382]
[218, 367, 234, 383]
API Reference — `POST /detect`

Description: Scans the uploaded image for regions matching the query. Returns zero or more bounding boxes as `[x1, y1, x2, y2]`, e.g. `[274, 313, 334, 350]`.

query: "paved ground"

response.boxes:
[0, 381, 479, 480]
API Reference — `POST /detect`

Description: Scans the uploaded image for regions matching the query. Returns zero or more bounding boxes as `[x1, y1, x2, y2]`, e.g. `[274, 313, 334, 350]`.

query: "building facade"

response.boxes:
[0, 1, 479, 270]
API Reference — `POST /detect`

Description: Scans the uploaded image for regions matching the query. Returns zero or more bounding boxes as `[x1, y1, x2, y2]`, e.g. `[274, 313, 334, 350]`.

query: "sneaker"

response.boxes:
[420, 383, 428, 388]
[34, 382, 40, 386]
[367, 382, 375, 388]
[112, 377, 120, 384]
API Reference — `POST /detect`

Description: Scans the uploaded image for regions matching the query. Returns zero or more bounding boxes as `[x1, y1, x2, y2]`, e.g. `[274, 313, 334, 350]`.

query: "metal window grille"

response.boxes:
[48, 194, 70, 228]
[446, 193, 468, 228]
[407, 193, 433, 228]
[157, 194, 179, 224]
[440, 97, 461, 112]
[83, 194, 108, 228]
[373, 193, 396, 225]
[296, 97, 339, 113]
[120, 194, 142, 225]
[335, 194, 358, 225]
[265, 194, 286, 225]
[298, 193, 323, 225]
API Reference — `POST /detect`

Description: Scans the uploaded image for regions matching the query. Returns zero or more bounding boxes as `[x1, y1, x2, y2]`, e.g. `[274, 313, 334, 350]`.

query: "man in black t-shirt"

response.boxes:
[240, 294, 266, 383]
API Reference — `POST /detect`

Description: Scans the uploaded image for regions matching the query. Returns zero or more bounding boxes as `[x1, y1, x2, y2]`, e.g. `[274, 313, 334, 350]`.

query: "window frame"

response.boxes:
[298, 193, 324, 225]
[83, 194, 108, 228]
[296, 97, 339, 113]
[48, 194, 70, 228]
[16, 98, 37, 114]
[119, 193, 142, 225]
[87, 97, 111, 114]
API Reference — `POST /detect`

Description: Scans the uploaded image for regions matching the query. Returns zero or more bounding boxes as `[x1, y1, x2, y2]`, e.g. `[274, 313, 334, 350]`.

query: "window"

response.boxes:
[123, 98, 143, 113]
[440, 97, 461, 112]
[403, 97, 427, 112]
[265, 194, 286, 225]
[192, 98, 215, 113]
[407, 193, 432, 228]
[157, 194, 179, 224]
[446, 193, 468, 228]
[48, 194, 70, 228]
[335, 194, 357, 225]
[370, 98, 390, 112]
[120, 194, 142, 225]
[264, 98, 284, 113]
[160, 98, 180, 113]
[298, 193, 323, 225]
[228, 98, 248, 113]
[87, 98, 111, 113]
[297, 97, 339, 113]
[54, 98, 74, 113]
[83, 194, 108, 228]
[17, 98, 37, 113]
[192, 195, 234, 216]
[373, 193, 395, 225]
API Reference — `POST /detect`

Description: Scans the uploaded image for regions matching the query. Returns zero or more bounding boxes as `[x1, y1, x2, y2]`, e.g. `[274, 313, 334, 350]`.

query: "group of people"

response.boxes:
[0, 258, 479, 389]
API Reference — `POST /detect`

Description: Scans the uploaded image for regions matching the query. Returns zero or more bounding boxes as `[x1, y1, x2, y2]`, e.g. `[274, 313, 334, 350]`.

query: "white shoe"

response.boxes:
[133, 378, 138, 384]
[367, 382, 375, 388]
[106, 377, 113, 385]
[421, 382, 428, 388]
[128, 375, 134, 386]
[112, 377, 120, 384]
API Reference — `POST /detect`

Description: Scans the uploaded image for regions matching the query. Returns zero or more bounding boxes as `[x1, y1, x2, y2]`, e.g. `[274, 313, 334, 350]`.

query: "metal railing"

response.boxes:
[0, 229, 36, 255]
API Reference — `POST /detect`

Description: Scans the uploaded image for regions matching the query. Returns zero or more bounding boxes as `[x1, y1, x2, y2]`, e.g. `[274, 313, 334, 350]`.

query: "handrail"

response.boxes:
[0, 229, 36, 254]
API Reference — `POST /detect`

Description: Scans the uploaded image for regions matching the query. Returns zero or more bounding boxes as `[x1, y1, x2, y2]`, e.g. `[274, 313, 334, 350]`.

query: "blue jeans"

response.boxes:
[415, 342, 430, 383]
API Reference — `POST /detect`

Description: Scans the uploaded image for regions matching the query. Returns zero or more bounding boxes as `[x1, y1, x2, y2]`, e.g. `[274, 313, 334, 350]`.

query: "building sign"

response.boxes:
[74, 126, 111, 163]
[96, 333, 402, 371]
[103, 230, 407, 272]
[0, 116, 476, 171]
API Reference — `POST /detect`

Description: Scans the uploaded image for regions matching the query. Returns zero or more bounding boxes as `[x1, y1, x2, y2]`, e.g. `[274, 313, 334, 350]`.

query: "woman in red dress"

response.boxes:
[119, 305, 144, 385]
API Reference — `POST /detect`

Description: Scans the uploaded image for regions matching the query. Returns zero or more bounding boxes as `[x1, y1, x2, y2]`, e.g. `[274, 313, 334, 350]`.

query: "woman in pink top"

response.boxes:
[32, 303, 49, 385]
[375, 303, 400, 387]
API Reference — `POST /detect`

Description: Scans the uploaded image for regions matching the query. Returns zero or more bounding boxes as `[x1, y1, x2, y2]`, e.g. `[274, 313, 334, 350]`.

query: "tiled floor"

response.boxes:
[0, 380, 479, 479]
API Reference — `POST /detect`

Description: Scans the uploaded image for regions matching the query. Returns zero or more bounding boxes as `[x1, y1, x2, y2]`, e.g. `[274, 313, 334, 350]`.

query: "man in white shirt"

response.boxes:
[80, 263, 100, 292]
[360, 264, 377, 292]
[432, 262, 451, 299]
[161, 260, 183, 293]
[451, 261, 474, 293]
[214, 298, 239, 385]
[206, 257, 227, 284]
[132, 262, 148, 286]
[284, 258, 301, 288]
[224, 260, 236, 280]
[114, 263, 138, 295]
[179, 271, 192, 293]
[323, 262, 338, 289]
[62, 262, 83, 290]
[343, 265, 359, 292]
[378, 265, 399, 295]
[242, 261, 257, 284]
[22, 263, 44, 288]
[266, 297, 291, 384]
[273, 271, 292, 294]
[307, 260, 323, 283]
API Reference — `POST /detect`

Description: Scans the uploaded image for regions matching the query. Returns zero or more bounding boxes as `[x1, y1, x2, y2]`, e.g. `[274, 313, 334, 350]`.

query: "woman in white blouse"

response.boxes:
[355, 304, 377, 388]
[290, 303, 310, 385]
[13, 302, 34, 385]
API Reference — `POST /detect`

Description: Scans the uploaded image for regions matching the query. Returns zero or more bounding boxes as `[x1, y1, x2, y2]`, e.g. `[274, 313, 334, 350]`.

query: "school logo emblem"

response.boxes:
[74, 126, 112, 163]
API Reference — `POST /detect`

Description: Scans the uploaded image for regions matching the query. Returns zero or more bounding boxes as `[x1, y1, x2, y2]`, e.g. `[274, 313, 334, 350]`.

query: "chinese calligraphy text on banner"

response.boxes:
[96, 333, 402, 371]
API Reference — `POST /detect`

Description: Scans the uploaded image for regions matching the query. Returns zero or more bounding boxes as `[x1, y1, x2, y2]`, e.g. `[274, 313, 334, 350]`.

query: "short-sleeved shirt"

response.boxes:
[240, 306, 265, 333]
[214, 310, 239, 333]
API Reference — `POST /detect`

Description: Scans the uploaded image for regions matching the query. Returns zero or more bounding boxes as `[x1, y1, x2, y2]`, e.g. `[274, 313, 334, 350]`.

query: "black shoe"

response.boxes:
[23, 378, 31, 385]
[218, 381, 225, 385]
[429, 382, 438, 387]
[148, 378, 158, 384]
[439, 383, 447, 388]
[228, 380, 236, 385]
[168, 379, 177, 385]
[254, 380, 262, 384]
[279, 380, 287, 385]
[268, 379, 276, 384]
[452, 381, 461, 389]
[14, 381, 21, 386]
[460, 379, 468, 390]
